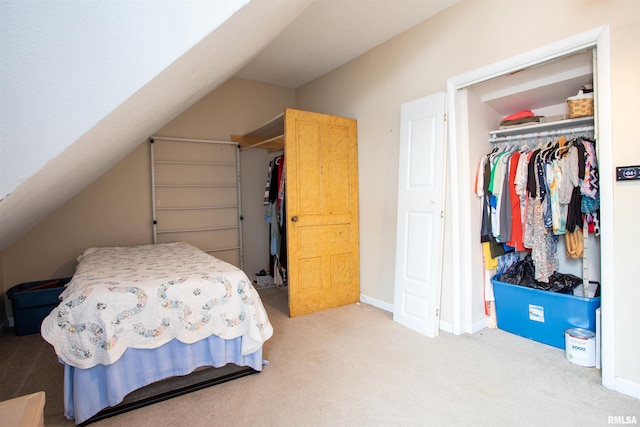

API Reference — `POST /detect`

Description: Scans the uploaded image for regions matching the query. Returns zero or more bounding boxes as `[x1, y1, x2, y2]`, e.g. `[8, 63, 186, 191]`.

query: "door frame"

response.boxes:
[445, 26, 615, 390]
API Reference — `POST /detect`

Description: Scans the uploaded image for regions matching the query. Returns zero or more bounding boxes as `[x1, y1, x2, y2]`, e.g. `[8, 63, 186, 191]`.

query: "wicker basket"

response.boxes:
[567, 98, 594, 118]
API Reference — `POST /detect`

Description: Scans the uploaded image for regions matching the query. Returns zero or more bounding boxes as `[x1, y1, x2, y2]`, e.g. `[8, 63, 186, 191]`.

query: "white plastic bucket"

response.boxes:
[565, 328, 596, 367]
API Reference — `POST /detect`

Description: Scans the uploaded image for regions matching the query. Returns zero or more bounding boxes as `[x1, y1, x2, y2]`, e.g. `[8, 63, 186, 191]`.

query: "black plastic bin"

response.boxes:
[7, 277, 71, 336]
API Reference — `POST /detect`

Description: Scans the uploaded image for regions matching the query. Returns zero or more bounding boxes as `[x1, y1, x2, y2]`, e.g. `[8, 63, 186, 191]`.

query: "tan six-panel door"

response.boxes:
[284, 109, 360, 317]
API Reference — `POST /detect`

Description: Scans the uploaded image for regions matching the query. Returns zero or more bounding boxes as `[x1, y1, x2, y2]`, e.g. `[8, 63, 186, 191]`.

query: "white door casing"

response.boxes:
[393, 92, 447, 337]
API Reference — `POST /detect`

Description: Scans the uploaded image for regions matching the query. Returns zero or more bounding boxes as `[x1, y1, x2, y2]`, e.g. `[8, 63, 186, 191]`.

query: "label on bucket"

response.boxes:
[565, 328, 596, 367]
[529, 304, 544, 322]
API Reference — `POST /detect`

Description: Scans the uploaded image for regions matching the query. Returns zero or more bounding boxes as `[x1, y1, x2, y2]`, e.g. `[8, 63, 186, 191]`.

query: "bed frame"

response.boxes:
[81, 364, 258, 425]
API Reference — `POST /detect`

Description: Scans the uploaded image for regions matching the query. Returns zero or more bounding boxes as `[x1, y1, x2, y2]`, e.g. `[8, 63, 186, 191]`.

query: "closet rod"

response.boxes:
[489, 125, 594, 144]
[150, 135, 237, 145]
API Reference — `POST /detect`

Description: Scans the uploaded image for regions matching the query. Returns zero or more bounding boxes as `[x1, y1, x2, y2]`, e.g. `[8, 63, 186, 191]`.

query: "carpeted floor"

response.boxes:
[1, 286, 638, 426]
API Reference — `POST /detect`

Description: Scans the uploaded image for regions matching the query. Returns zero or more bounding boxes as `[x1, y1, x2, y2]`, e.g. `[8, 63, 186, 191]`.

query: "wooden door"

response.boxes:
[285, 108, 360, 317]
[393, 93, 446, 337]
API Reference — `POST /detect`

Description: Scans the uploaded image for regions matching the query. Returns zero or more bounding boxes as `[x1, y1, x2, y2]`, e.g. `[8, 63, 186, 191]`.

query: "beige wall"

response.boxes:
[610, 18, 640, 384]
[295, 1, 639, 388]
[1, 77, 295, 318]
[1, 141, 152, 321]
[3, 143, 152, 286]
[156, 77, 294, 140]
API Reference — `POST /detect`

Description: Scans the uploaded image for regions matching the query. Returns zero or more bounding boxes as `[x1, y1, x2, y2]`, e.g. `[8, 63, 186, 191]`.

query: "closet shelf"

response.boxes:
[231, 113, 285, 151]
[489, 116, 594, 139]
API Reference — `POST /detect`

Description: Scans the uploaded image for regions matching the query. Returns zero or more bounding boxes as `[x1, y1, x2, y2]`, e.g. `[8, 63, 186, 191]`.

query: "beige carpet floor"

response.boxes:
[1, 286, 638, 426]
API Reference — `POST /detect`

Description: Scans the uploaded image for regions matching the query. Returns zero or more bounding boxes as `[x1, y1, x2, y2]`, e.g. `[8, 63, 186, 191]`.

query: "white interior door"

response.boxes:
[393, 92, 447, 337]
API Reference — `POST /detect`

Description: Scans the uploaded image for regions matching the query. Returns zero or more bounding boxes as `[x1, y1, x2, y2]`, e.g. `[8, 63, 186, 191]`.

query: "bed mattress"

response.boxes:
[41, 242, 273, 368]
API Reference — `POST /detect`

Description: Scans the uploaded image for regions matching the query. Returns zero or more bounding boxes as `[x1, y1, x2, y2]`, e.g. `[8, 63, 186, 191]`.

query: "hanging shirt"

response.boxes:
[507, 152, 526, 251]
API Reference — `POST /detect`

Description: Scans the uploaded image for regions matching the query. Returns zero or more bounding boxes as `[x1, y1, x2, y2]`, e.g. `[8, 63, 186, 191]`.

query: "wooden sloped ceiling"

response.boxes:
[0, 0, 313, 253]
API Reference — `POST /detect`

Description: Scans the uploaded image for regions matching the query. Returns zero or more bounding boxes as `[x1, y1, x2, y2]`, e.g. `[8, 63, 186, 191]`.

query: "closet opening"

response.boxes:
[446, 26, 614, 389]
[470, 48, 600, 293]
[233, 113, 289, 314]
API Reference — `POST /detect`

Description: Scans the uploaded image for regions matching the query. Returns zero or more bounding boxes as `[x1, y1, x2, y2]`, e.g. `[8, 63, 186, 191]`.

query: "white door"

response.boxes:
[393, 92, 447, 337]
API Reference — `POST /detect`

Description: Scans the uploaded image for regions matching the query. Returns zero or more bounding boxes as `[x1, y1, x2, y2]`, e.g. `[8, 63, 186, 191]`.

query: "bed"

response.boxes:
[40, 242, 273, 425]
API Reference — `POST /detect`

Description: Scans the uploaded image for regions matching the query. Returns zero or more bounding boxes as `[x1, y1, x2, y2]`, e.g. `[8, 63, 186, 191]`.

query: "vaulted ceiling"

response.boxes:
[0, 0, 458, 252]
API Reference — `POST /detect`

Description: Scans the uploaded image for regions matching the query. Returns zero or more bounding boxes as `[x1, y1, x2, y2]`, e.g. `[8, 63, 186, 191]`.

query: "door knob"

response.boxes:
[291, 216, 299, 222]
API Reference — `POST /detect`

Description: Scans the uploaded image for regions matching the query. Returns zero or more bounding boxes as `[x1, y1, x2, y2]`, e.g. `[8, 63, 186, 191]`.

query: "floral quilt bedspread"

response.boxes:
[41, 242, 273, 369]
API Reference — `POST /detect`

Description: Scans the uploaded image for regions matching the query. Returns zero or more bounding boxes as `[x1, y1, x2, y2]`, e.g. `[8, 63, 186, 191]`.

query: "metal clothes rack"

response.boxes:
[149, 135, 244, 269]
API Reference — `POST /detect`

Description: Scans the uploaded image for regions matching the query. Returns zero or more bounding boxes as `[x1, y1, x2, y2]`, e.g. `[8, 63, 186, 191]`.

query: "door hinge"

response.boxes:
[443, 113, 447, 122]
[441, 210, 444, 218]
[436, 308, 440, 317]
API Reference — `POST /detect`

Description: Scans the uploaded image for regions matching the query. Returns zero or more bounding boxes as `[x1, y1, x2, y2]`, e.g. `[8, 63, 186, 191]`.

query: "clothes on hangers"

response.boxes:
[476, 134, 600, 283]
[263, 154, 287, 283]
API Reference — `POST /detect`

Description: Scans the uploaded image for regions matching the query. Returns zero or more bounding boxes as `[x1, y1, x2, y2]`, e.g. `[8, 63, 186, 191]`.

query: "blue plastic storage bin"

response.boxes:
[7, 277, 70, 336]
[492, 276, 600, 349]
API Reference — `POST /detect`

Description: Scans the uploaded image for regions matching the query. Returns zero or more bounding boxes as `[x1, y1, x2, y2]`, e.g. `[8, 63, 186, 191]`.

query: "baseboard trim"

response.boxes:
[615, 377, 640, 400]
[471, 316, 489, 334]
[359, 294, 393, 313]
[358, 295, 466, 336]
[440, 317, 488, 335]
[439, 320, 453, 334]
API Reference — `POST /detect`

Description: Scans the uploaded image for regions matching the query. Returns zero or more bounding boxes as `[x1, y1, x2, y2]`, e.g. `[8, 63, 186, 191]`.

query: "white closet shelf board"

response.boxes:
[478, 49, 593, 116]
[232, 113, 285, 151]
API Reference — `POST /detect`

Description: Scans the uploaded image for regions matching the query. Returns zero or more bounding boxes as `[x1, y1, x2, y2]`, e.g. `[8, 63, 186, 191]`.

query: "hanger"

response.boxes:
[555, 138, 574, 158]
[539, 136, 558, 162]
[534, 135, 547, 150]
[544, 136, 566, 160]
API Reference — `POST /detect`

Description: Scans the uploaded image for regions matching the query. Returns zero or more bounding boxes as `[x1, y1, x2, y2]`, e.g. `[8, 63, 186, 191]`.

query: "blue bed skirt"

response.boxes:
[64, 335, 263, 424]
